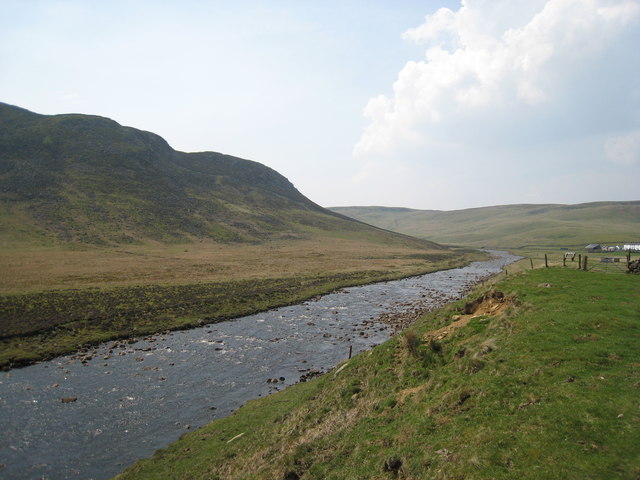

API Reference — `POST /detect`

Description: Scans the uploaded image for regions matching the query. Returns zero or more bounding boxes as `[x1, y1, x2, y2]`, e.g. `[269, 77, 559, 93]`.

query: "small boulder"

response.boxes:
[383, 456, 402, 473]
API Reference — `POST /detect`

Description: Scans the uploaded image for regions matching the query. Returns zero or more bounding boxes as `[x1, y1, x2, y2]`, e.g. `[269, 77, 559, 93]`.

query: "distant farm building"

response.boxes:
[585, 244, 602, 252]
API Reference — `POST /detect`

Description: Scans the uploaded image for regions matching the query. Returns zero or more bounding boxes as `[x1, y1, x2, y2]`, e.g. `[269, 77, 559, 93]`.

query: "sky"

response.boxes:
[1, 0, 639, 211]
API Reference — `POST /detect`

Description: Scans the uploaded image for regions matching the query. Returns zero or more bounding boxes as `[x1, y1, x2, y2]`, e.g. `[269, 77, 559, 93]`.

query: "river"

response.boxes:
[0, 251, 520, 479]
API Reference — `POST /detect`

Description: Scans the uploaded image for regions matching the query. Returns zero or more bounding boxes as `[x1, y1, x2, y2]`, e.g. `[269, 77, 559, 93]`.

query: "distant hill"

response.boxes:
[330, 202, 640, 248]
[0, 102, 439, 249]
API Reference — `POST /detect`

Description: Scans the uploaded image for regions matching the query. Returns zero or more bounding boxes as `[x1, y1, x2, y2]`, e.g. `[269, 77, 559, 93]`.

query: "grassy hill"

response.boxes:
[330, 203, 640, 249]
[116, 266, 640, 480]
[1, 102, 441, 247]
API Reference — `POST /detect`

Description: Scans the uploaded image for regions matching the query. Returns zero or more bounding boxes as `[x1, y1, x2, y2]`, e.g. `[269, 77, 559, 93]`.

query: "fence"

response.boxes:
[587, 257, 630, 274]
[519, 251, 637, 275]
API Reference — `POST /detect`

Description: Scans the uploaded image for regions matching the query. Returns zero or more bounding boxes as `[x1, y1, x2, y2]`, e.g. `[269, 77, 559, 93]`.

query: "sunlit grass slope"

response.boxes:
[117, 268, 640, 480]
[331, 202, 640, 248]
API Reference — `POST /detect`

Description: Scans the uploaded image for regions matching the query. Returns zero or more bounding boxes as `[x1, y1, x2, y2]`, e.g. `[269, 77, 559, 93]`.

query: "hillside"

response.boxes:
[0, 102, 437, 248]
[117, 267, 640, 479]
[330, 202, 640, 249]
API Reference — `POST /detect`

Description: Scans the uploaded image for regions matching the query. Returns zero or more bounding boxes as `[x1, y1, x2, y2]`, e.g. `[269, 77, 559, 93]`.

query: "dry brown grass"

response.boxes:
[0, 237, 464, 294]
[232, 377, 380, 480]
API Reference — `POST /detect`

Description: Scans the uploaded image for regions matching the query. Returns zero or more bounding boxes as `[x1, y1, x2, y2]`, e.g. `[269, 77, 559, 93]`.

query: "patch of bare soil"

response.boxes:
[397, 292, 512, 404]
[423, 291, 512, 342]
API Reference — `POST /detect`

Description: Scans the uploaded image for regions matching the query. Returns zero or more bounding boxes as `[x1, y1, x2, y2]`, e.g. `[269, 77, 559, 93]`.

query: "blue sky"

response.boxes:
[2, 0, 639, 210]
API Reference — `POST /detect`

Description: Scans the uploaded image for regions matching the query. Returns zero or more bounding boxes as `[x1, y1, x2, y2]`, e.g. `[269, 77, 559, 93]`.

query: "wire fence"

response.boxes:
[518, 251, 639, 275]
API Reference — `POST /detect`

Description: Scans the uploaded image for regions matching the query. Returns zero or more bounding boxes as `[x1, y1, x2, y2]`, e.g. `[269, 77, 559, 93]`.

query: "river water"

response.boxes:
[0, 251, 519, 480]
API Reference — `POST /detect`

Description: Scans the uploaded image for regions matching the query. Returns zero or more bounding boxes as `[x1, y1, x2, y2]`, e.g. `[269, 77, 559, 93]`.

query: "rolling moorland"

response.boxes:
[330, 203, 640, 249]
[0, 102, 477, 368]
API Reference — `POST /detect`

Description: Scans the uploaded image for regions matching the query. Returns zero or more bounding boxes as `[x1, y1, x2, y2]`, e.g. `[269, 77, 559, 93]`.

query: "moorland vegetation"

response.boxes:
[331, 202, 640, 249]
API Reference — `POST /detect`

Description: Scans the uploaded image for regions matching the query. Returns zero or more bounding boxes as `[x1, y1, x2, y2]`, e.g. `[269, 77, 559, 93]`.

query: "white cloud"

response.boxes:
[354, 0, 640, 158]
[605, 130, 640, 166]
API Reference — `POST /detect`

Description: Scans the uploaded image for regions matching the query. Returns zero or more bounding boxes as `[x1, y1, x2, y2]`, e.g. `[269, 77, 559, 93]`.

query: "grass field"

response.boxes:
[116, 266, 640, 480]
[0, 237, 479, 369]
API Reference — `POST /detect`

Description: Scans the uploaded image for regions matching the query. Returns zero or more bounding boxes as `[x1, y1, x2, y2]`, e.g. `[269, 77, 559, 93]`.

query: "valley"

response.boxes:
[1, 102, 637, 480]
[0, 103, 478, 369]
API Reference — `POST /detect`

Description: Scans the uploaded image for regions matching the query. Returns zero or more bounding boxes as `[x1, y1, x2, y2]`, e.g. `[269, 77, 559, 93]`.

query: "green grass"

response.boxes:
[116, 267, 640, 480]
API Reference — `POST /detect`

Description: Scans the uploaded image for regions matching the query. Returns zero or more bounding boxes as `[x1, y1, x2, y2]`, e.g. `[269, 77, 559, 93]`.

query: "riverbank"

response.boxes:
[0, 253, 515, 480]
[0, 245, 483, 370]
[117, 267, 640, 480]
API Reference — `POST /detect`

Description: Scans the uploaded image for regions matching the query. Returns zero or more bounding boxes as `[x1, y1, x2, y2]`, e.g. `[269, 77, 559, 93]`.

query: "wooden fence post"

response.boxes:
[583, 255, 588, 271]
[530, 258, 534, 270]
[545, 254, 548, 268]
[578, 254, 582, 269]
[563, 255, 566, 267]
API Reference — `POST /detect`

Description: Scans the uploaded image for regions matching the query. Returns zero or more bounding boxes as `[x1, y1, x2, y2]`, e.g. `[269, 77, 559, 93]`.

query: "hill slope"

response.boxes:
[0, 102, 437, 248]
[331, 203, 640, 248]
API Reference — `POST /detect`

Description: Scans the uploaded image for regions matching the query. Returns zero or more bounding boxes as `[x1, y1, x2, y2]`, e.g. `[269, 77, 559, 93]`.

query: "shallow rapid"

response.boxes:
[0, 251, 520, 480]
